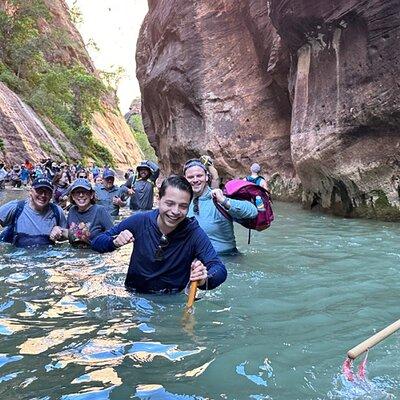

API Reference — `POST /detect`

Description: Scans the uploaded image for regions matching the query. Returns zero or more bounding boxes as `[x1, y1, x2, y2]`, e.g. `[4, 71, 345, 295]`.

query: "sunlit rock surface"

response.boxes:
[0, 82, 80, 165]
[0, 0, 142, 169]
[137, 0, 400, 218]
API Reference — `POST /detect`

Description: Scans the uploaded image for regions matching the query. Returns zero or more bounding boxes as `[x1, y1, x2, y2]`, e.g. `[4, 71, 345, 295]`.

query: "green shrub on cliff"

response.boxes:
[0, 0, 113, 166]
[127, 114, 157, 162]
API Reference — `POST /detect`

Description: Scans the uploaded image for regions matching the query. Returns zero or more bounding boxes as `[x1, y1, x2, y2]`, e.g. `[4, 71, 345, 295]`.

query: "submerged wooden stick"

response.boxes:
[186, 280, 198, 310]
[347, 318, 400, 360]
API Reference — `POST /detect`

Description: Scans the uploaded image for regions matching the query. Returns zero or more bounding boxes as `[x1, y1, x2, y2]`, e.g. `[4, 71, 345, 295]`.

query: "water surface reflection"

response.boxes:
[0, 196, 399, 399]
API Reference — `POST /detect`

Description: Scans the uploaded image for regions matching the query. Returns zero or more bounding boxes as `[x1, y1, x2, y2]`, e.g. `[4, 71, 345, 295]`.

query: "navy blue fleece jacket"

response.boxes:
[91, 209, 227, 293]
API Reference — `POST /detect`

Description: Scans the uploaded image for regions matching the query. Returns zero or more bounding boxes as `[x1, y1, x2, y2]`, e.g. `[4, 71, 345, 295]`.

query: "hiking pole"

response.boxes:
[347, 318, 400, 360]
[186, 280, 198, 311]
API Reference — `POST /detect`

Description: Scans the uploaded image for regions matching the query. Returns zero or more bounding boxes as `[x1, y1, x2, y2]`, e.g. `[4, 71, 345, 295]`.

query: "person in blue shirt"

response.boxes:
[90, 162, 100, 181]
[0, 177, 67, 247]
[20, 165, 30, 186]
[245, 163, 269, 209]
[92, 175, 227, 294]
[94, 170, 129, 217]
[129, 163, 155, 211]
[184, 159, 258, 255]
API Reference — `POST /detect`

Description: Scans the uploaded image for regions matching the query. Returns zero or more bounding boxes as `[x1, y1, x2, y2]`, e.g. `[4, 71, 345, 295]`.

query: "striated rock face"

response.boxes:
[0, 82, 80, 165]
[137, 0, 400, 218]
[137, 0, 300, 200]
[0, 0, 142, 169]
[91, 106, 143, 167]
[269, 0, 400, 218]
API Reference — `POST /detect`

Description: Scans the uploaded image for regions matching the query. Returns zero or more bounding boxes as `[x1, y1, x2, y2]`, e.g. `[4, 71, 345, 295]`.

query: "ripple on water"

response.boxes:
[235, 358, 274, 387]
[0, 201, 399, 398]
[134, 384, 205, 399]
[60, 386, 114, 400]
[0, 353, 23, 367]
[328, 373, 397, 399]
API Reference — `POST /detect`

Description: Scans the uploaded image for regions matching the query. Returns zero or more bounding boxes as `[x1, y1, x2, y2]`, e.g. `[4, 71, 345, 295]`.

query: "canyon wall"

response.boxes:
[137, 0, 400, 218]
[0, 0, 142, 168]
[137, 0, 300, 200]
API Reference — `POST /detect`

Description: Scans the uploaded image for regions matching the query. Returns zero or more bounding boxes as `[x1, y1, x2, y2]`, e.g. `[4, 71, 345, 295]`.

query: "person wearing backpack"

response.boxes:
[50, 178, 113, 247]
[184, 159, 258, 255]
[245, 163, 269, 208]
[0, 177, 67, 247]
[246, 163, 268, 189]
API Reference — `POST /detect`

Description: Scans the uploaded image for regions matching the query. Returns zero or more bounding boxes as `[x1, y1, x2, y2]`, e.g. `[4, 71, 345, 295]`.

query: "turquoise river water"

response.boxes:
[0, 188, 399, 399]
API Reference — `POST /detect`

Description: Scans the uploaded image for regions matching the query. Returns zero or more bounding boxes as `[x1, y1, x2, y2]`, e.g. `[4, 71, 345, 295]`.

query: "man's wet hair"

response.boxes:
[159, 175, 193, 201]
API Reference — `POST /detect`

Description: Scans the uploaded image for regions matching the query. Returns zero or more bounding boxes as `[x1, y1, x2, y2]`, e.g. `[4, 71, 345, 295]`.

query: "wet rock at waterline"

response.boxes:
[137, 0, 400, 219]
[270, 0, 400, 220]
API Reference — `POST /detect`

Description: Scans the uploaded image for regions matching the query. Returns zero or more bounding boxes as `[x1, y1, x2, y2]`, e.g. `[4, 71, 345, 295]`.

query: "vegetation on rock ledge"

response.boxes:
[126, 113, 157, 162]
[0, 0, 114, 166]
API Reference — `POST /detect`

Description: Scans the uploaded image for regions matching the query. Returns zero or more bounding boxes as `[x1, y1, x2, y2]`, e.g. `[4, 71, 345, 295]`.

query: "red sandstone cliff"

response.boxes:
[137, 0, 299, 200]
[137, 0, 400, 218]
[0, 0, 142, 168]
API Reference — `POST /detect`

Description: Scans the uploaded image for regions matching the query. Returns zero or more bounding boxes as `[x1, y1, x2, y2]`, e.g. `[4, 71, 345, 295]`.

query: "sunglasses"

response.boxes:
[154, 234, 169, 262]
[193, 197, 199, 215]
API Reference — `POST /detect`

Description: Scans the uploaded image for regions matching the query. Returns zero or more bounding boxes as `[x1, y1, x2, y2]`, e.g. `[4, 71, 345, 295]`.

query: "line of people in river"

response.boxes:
[0, 158, 102, 189]
[0, 157, 269, 295]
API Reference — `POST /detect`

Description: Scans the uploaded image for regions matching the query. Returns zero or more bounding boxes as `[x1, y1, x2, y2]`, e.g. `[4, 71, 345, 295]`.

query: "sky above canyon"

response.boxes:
[65, 0, 148, 113]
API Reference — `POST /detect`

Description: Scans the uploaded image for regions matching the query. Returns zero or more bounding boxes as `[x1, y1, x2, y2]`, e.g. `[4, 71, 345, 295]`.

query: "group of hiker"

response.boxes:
[0, 156, 272, 295]
[0, 158, 106, 190]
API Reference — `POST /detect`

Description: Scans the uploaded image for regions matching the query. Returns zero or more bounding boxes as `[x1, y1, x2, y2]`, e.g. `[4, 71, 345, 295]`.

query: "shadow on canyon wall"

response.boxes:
[137, 0, 400, 220]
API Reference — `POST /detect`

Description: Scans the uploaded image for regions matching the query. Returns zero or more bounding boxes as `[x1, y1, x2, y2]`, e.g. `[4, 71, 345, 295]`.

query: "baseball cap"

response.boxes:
[103, 170, 115, 179]
[32, 177, 53, 191]
[69, 178, 92, 193]
[250, 163, 261, 173]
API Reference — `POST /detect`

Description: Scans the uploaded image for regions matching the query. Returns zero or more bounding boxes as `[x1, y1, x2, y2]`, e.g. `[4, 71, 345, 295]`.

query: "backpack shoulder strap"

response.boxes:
[50, 203, 61, 225]
[14, 200, 26, 223]
[8, 200, 26, 241]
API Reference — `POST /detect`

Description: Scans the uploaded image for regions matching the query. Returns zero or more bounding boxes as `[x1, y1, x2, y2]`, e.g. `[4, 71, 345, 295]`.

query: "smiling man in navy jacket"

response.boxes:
[92, 175, 227, 294]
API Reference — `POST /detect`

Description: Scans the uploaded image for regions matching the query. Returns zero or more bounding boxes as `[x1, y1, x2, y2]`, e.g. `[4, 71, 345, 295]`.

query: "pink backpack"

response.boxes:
[214, 179, 274, 242]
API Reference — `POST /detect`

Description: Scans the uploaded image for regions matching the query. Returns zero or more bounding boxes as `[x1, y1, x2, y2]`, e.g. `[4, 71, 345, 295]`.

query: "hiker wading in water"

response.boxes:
[0, 177, 67, 247]
[51, 178, 113, 247]
[94, 170, 130, 217]
[92, 175, 227, 294]
[184, 158, 258, 255]
[129, 161, 156, 212]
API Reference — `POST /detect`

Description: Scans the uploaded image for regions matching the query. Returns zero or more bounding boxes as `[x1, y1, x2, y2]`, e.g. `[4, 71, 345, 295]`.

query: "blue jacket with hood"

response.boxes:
[91, 209, 227, 293]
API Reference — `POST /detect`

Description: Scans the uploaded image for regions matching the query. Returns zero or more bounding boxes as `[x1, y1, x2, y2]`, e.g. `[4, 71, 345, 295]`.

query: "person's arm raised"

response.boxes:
[113, 229, 134, 248]
[92, 216, 135, 253]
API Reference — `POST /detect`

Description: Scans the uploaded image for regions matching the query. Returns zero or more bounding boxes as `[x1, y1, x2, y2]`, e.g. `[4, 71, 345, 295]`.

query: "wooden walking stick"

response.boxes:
[185, 280, 198, 312]
[347, 318, 400, 360]
[182, 281, 199, 335]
